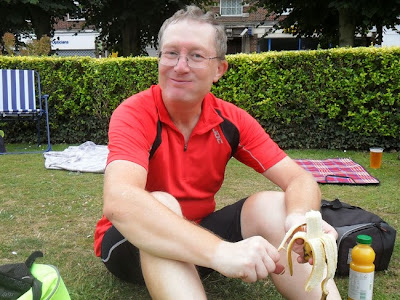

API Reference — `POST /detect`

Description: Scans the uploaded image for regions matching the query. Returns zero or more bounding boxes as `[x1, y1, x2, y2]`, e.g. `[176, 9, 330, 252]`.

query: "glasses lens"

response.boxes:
[188, 60, 206, 68]
[159, 52, 209, 68]
[159, 54, 177, 66]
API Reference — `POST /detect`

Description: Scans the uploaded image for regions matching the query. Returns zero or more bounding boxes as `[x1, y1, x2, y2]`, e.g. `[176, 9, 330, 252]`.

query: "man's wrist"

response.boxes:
[210, 240, 229, 271]
[285, 212, 307, 232]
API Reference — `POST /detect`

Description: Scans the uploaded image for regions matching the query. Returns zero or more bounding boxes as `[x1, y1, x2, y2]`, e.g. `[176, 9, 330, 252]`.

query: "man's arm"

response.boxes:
[262, 156, 321, 219]
[262, 156, 337, 256]
[103, 160, 222, 266]
[103, 160, 283, 281]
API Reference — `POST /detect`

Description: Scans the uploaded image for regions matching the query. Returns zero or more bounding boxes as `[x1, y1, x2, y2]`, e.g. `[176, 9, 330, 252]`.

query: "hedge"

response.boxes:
[0, 47, 399, 150]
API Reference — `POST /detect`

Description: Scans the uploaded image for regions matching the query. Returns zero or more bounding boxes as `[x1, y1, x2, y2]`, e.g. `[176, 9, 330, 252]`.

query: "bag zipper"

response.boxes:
[337, 222, 379, 249]
[45, 265, 61, 300]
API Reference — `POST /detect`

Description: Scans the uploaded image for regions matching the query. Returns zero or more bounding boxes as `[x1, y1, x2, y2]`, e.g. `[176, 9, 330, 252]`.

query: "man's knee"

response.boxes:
[244, 191, 286, 215]
[151, 191, 183, 216]
[241, 191, 286, 239]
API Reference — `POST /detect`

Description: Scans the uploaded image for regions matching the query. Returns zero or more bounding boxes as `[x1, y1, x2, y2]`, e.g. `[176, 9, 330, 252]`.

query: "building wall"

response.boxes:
[382, 26, 400, 46]
[52, 17, 99, 57]
[209, 4, 298, 54]
[211, 2, 400, 54]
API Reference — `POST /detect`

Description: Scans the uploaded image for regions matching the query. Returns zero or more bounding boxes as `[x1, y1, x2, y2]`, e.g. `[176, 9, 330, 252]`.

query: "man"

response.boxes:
[94, 5, 341, 299]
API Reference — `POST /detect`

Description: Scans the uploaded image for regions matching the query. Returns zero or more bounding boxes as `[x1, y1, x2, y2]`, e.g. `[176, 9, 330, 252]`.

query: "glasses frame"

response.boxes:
[158, 51, 221, 69]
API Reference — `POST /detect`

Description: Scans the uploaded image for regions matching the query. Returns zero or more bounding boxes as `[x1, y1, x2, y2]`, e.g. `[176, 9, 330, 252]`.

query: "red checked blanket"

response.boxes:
[294, 158, 380, 185]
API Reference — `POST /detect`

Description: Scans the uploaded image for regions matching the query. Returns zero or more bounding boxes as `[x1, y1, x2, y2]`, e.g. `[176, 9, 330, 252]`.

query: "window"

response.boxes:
[67, 1, 85, 21]
[66, 13, 85, 21]
[220, 0, 243, 16]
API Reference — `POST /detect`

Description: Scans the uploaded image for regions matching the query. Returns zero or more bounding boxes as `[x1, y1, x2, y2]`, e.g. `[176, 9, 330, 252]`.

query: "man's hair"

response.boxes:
[158, 5, 227, 59]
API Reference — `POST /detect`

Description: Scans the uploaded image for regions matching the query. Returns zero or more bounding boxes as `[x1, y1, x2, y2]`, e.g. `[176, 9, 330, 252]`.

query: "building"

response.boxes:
[211, 0, 400, 54]
[51, 13, 99, 57]
[380, 25, 400, 46]
[17, 12, 99, 57]
[18, 1, 400, 57]
[209, 1, 318, 54]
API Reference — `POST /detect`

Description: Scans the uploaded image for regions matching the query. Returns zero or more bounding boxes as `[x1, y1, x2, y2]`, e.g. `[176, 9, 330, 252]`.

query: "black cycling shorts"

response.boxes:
[100, 198, 247, 284]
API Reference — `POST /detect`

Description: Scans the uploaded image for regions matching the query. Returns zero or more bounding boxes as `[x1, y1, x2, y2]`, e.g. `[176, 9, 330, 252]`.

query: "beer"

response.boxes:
[369, 147, 383, 169]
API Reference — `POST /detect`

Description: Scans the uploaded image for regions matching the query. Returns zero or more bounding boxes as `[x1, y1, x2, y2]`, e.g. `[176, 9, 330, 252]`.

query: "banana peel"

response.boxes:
[278, 210, 338, 299]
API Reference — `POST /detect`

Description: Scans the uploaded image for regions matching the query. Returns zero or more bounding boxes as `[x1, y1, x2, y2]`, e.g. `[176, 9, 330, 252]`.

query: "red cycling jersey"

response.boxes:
[94, 85, 286, 257]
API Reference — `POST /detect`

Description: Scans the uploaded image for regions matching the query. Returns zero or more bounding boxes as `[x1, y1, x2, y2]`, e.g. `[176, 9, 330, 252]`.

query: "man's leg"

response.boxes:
[240, 191, 341, 300]
[140, 191, 207, 300]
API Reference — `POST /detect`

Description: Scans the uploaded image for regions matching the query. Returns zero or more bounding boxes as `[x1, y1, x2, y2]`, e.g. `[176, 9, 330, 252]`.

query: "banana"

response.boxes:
[278, 210, 338, 299]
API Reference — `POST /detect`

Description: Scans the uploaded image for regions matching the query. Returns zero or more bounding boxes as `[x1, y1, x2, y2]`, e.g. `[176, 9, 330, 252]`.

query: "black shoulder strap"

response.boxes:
[215, 109, 240, 157]
[25, 251, 43, 268]
[321, 198, 355, 209]
[0, 251, 43, 300]
[25, 251, 43, 300]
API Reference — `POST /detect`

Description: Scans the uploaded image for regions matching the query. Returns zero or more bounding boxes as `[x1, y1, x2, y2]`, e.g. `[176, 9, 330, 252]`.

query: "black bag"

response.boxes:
[0, 251, 43, 300]
[320, 199, 397, 276]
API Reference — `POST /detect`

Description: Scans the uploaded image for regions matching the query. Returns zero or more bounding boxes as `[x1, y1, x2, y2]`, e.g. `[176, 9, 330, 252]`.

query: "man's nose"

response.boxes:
[174, 55, 190, 70]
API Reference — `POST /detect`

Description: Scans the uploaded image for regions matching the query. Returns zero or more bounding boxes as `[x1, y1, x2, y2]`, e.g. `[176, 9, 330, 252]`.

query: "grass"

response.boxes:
[0, 146, 399, 299]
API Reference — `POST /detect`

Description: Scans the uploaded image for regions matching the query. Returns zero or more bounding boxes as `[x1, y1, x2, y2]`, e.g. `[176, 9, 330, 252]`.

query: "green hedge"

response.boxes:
[1, 47, 399, 150]
[0, 56, 158, 145]
[215, 48, 400, 150]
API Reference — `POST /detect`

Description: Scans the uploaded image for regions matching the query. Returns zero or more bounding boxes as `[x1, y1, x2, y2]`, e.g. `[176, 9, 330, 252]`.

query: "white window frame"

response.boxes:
[220, 0, 244, 16]
[66, 13, 85, 22]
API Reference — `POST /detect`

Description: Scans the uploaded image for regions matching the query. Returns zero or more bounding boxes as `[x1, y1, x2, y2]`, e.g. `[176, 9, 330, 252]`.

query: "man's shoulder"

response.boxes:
[110, 86, 160, 129]
[123, 86, 157, 105]
[209, 94, 252, 122]
[209, 94, 240, 112]
[116, 86, 158, 113]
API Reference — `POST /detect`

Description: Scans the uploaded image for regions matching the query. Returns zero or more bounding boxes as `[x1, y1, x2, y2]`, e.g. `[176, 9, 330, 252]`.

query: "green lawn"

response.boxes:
[0, 147, 399, 299]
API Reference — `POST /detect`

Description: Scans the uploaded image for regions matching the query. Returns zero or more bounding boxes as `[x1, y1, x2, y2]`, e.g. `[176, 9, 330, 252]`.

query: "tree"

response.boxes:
[251, 0, 400, 47]
[20, 35, 51, 56]
[0, 0, 78, 39]
[0, 1, 30, 39]
[80, 0, 214, 57]
[2, 32, 17, 55]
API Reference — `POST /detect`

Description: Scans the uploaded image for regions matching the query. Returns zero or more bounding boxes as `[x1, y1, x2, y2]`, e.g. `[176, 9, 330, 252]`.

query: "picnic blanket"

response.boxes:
[44, 141, 108, 173]
[294, 158, 379, 185]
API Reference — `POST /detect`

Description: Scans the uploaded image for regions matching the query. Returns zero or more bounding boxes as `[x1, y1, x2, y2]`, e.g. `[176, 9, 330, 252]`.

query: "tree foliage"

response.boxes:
[0, 1, 30, 39]
[0, 0, 215, 57]
[251, 0, 400, 47]
[0, 0, 77, 40]
[1, 31, 51, 57]
[2, 32, 16, 55]
[79, 0, 214, 57]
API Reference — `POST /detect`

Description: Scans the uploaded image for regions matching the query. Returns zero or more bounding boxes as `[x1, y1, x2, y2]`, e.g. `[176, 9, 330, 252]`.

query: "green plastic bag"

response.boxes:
[19, 263, 70, 300]
[0, 251, 70, 300]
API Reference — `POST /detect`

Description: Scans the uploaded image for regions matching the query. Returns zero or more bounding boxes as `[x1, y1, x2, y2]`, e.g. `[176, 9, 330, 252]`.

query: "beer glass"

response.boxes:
[369, 147, 383, 169]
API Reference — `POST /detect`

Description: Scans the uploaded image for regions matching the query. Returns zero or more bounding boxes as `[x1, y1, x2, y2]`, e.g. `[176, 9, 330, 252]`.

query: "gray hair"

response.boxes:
[158, 5, 227, 59]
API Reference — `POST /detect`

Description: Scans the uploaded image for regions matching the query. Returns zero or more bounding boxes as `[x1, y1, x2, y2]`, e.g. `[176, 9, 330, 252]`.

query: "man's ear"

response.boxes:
[213, 60, 229, 83]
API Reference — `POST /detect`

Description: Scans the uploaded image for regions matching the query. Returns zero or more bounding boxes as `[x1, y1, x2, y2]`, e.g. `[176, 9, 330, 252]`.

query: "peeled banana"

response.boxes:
[278, 210, 338, 299]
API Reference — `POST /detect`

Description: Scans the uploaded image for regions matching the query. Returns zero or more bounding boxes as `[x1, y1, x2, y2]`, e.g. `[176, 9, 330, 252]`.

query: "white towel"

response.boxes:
[43, 141, 108, 173]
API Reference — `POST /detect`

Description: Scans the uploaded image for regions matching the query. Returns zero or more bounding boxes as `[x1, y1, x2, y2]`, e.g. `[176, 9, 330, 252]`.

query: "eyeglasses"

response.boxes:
[158, 51, 221, 69]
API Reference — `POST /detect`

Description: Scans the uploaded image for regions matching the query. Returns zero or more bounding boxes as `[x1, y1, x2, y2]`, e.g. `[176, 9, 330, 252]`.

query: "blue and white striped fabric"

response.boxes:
[0, 69, 39, 114]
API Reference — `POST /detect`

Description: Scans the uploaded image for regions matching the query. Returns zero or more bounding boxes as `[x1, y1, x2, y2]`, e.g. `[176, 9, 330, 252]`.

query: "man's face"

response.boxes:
[158, 19, 227, 105]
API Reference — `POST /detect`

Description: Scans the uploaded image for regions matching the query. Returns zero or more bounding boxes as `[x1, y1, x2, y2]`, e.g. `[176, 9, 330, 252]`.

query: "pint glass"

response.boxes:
[369, 147, 383, 169]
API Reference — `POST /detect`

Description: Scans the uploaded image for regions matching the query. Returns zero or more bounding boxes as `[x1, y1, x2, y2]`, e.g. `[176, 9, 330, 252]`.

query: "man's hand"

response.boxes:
[284, 213, 338, 264]
[211, 236, 285, 283]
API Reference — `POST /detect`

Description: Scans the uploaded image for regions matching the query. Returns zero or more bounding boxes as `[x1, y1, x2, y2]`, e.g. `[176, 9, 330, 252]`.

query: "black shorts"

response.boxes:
[101, 198, 247, 284]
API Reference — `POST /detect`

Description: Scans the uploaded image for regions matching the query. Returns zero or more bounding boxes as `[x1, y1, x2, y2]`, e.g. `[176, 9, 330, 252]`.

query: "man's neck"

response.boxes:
[165, 100, 202, 143]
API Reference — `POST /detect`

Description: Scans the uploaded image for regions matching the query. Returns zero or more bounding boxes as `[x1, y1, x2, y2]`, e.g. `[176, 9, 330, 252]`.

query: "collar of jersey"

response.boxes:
[152, 84, 224, 135]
